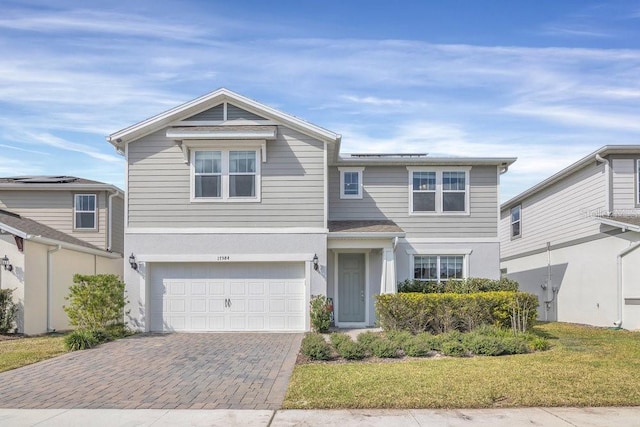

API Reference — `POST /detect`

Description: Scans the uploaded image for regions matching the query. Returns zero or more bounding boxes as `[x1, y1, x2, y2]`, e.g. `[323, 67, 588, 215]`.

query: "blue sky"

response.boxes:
[1, 1, 640, 201]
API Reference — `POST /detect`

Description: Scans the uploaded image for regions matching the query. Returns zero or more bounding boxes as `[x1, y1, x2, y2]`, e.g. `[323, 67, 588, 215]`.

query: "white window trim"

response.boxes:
[510, 205, 522, 239]
[190, 147, 261, 203]
[74, 193, 97, 230]
[407, 167, 470, 216]
[339, 167, 364, 199]
[409, 253, 469, 283]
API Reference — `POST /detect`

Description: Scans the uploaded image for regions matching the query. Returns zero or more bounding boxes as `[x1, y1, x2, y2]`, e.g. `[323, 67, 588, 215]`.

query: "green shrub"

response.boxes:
[89, 329, 111, 343]
[301, 333, 332, 360]
[105, 323, 133, 339]
[64, 329, 100, 351]
[502, 337, 532, 355]
[370, 338, 399, 358]
[309, 295, 333, 333]
[0, 288, 18, 334]
[397, 277, 519, 294]
[529, 336, 551, 351]
[375, 291, 538, 334]
[464, 334, 505, 356]
[386, 330, 413, 348]
[404, 335, 433, 357]
[336, 340, 366, 360]
[356, 331, 381, 347]
[441, 339, 467, 357]
[330, 332, 351, 349]
[64, 274, 129, 330]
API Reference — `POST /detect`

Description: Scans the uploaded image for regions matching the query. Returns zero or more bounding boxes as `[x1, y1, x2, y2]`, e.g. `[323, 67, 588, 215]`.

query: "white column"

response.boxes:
[381, 248, 397, 294]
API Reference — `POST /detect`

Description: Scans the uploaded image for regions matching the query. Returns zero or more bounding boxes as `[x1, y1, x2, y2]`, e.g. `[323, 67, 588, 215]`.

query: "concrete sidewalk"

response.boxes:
[0, 407, 639, 426]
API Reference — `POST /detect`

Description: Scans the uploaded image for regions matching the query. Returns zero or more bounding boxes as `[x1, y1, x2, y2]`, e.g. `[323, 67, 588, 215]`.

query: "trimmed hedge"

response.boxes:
[301, 333, 332, 360]
[375, 291, 538, 334]
[398, 277, 519, 294]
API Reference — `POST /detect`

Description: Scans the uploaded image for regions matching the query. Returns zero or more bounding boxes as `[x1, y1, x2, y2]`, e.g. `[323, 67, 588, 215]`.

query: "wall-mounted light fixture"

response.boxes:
[2, 255, 13, 272]
[313, 254, 319, 271]
[128, 253, 138, 270]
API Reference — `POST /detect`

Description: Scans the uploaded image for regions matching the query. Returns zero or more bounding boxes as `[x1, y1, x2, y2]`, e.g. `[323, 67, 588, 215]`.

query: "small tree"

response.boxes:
[309, 295, 332, 333]
[0, 288, 18, 334]
[64, 274, 128, 330]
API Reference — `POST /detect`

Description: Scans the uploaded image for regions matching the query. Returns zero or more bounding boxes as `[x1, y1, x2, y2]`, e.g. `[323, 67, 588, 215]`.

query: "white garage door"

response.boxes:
[150, 262, 306, 332]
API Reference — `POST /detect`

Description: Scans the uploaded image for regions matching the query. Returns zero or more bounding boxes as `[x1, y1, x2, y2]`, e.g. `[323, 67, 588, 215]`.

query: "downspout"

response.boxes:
[595, 154, 611, 215]
[615, 241, 640, 328]
[47, 244, 62, 332]
[499, 163, 509, 175]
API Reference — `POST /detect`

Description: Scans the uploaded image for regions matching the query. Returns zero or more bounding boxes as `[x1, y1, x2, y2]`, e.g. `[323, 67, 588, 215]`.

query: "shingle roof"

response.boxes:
[0, 209, 101, 250]
[328, 220, 404, 233]
[605, 216, 640, 228]
[0, 176, 103, 185]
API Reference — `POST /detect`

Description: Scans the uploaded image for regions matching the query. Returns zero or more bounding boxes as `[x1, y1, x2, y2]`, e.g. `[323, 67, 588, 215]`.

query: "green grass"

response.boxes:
[284, 323, 640, 409]
[0, 335, 67, 372]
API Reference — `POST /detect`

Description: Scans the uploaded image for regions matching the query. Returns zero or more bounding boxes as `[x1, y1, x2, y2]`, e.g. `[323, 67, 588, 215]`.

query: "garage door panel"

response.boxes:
[151, 262, 306, 332]
[229, 281, 247, 296]
[207, 281, 225, 295]
[191, 298, 207, 312]
[208, 299, 225, 312]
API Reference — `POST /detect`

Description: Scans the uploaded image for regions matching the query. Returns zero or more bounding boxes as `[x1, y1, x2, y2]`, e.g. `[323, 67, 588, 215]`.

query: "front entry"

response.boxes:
[338, 253, 366, 323]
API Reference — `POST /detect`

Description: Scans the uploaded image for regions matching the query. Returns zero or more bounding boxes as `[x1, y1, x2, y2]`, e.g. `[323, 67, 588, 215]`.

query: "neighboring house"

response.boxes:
[0, 176, 124, 334]
[500, 146, 640, 330]
[107, 88, 515, 332]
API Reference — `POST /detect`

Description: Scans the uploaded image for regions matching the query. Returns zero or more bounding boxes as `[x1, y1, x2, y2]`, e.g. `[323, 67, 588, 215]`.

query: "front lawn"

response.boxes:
[0, 335, 67, 372]
[283, 323, 640, 408]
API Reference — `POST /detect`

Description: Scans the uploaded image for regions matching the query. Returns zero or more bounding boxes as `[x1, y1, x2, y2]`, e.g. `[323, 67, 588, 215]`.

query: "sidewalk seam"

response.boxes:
[540, 408, 578, 427]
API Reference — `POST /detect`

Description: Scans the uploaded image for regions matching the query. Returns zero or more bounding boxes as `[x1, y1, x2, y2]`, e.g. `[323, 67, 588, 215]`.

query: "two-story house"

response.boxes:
[108, 89, 515, 332]
[0, 176, 124, 334]
[500, 146, 640, 330]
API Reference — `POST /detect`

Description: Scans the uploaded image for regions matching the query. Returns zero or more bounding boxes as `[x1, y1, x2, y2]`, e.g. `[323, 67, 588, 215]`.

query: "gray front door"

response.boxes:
[338, 253, 366, 323]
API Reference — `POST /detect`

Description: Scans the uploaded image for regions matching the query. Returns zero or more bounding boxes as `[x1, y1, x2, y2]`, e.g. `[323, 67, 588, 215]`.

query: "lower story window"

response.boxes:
[414, 255, 464, 282]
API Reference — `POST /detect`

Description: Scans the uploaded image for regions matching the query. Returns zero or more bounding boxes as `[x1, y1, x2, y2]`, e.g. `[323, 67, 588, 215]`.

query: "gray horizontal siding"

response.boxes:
[612, 158, 639, 212]
[226, 104, 267, 121]
[127, 127, 325, 228]
[500, 161, 607, 259]
[185, 104, 224, 121]
[111, 195, 125, 253]
[0, 190, 108, 249]
[328, 165, 499, 237]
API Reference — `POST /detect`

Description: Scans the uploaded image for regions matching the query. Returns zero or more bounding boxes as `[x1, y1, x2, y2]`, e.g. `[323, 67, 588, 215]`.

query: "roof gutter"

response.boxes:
[328, 232, 406, 239]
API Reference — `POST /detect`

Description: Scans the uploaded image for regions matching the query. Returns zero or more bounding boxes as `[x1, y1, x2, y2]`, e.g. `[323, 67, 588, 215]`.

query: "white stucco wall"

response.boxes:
[502, 233, 640, 329]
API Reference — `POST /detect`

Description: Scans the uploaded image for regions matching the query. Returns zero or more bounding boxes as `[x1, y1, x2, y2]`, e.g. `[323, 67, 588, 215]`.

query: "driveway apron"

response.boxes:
[0, 333, 302, 410]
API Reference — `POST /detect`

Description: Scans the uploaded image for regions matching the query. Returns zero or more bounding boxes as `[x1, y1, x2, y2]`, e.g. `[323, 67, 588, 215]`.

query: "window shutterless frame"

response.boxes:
[190, 148, 261, 202]
[339, 167, 364, 199]
[407, 167, 470, 215]
[510, 205, 521, 239]
[74, 193, 97, 230]
[412, 254, 465, 283]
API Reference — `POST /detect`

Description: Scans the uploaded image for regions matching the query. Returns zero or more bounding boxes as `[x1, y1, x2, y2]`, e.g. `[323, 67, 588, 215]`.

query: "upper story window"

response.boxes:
[408, 168, 470, 215]
[413, 255, 464, 282]
[74, 194, 96, 229]
[511, 205, 521, 239]
[192, 149, 260, 202]
[339, 167, 364, 199]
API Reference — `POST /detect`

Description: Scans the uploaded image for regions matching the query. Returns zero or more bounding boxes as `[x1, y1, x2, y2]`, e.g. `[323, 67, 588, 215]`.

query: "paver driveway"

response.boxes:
[0, 333, 302, 410]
